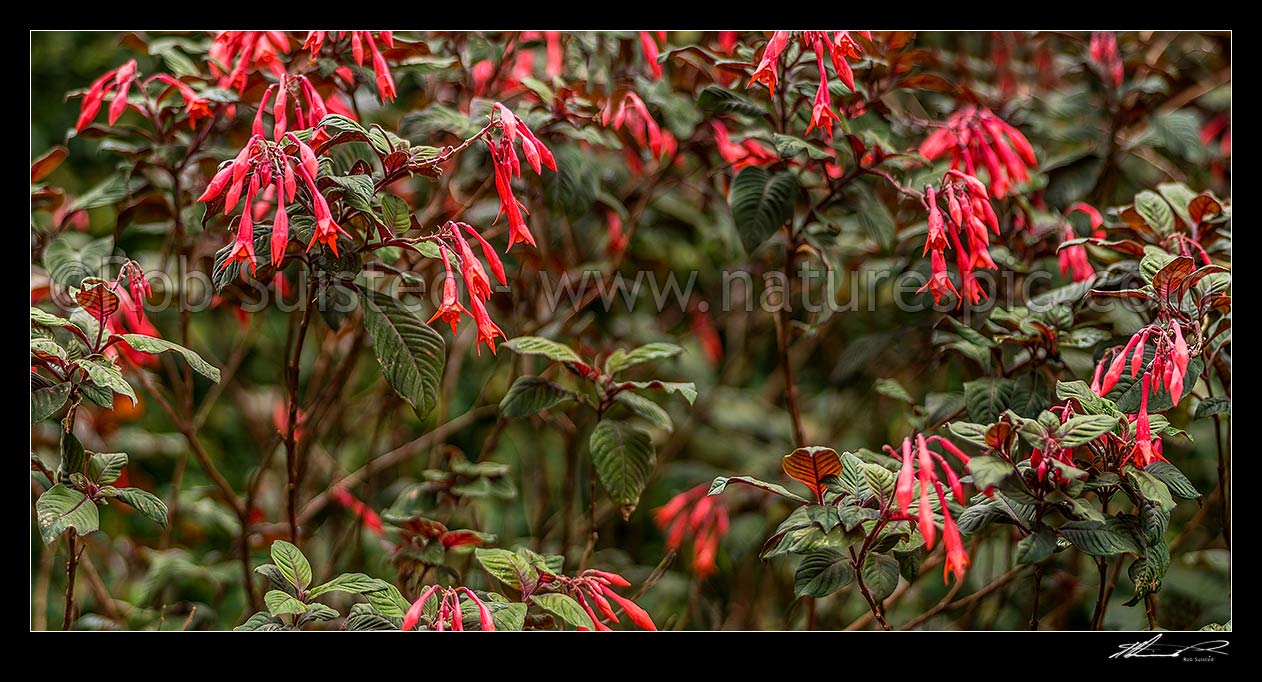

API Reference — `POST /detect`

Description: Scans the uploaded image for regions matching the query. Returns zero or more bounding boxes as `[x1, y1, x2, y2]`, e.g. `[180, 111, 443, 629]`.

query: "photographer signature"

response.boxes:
[1111, 634, 1230, 660]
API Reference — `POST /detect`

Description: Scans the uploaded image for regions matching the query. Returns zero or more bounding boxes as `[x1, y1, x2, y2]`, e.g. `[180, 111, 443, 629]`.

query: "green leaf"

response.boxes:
[88, 452, 128, 485]
[1059, 521, 1140, 556]
[474, 548, 540, 596]
[31, 307, 76, 329]
[381, 193, 412, 232]
[873, 378, 913, 403]
[793, 549, 855, 597]
[360, 288, 446, 420]
[855, 191, 896, 251]
[963, 378, 1015, 424]
[265, 589, 308, 616]
[616, 380, 697, 404]
[31, 337, 67, 362]
[698, 85, 764, 117]
[946, 421, 990, 448]
[1146, 461, 1200, 500]
[773, 133, 833, 160]
[35, 484, 99, 545]
[301, 603, 340, 623]
[1134, 190, 1175, 234]
[501, 336, 583, 365]
[114, 488, 169, 526]
[967, 455, 1016, 493]
[729, 166, 799, 254]
[709, 475, 811, 504]
[589, 420, 656, 517]
[860, 553, 900, 602]
[77, 357, 137, 407]
[614, 391, 673, 432]
[1055, 414, 1118, 447]
[1194, 397, 1230, 420]
[118, 335, 221, 382]
[31, 384, 72, 424]
[59, 431, 86, 479]
[531, 593, 594, 630]
[1125, 467, 1175, 512]
[235, 612, 284, 631]
[498, 376, 575, 418]
[270, 540, 313, 590]
[604, 342, 683, 375]
[308, 573, 383, 598]
[362, 582, 410, 618]
[1015, 529, 1057, 565]
[861, 462, 897, 506]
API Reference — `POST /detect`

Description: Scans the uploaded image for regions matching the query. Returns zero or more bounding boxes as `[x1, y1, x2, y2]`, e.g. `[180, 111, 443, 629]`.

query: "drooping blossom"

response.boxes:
[747, 31, 868, 121]
[1057, 202, 1105, 282]
[917, 171, 1000, 307]
[639, 31, 665, 78]
[604, 91, 666, 158]
[303, 31, 397, 102]
[919, 106, 1038, 199]
[544, 569, 657, 631]
[427, 245, 470, 336]
[403, 585, 495, 631]
[711, 121, 777, 171]
[209, 31, 290, 93]
[1089, 31, 1124, 88]
[1092, 322, 1192, 409]
[75, 60, 140, 132]
[653, 484, 730, 578]
[106, 261, 160, 367]
[329, 486, 385, 537]
[149, 74, 213, 129]
[888, 433, 972, 583]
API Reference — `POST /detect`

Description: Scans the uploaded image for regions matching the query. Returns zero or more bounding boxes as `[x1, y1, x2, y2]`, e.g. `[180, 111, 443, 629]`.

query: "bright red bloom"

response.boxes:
[427, 246, 470, 336]
[919, 107, 1038, 199]
[607, 91, 665, 158]
[805, 43, 842, 138]
[885, 432, 971, 583]
[149, 74, 213, 129]
[209, 31, 289, 93]
[551, 569, 656, 631]
[1089, 31, 1124, 88]
[748, 31, 790, 96]
[653, 484, 730, 578]
[467, 294, 505, 356]
[918, 249, 959, 305]
[330, 486, 384, 536]
[639, 31, 663, 78]
[711, 121, 777, 171]
[403, 585, 494, 631]
[75, 60, 140, 132]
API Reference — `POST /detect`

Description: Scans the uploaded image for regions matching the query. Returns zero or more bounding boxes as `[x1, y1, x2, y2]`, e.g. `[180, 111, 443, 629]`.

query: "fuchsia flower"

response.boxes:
[1089, 31, 1124, 88]
[639, 31, 665, 78]
[486, 102, 556, 251]
[75, 60, 140, 132]
[330, 486, 385, 537]
[1092, 322, 1192, 406]
[888, 433, 971, 583]
[606, 91, 666, 158]
[1057, 203, 1104, 282]
[547, 569, 657, 631]
[209, 31, 290, 93]
[149, 74, 213, 129]
[303, 31, 397, 102]
[748, 31, 867, 131]
[804, 41, 843, 138]
[427, 246, 471, 336]
[653, 484, 730, 578]
[403, 585, 495, 632]
[916, 172, 1002, 307]
[919, 106, 1038, 199]
[711, 121, 778, 171]
[748, 31, 791, 96]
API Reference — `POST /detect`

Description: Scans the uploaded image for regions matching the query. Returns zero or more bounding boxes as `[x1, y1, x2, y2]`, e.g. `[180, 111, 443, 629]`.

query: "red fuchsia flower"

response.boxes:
[917, 172, 1001, 307]
[148, 74, 213, 129]
[427, 245, 471, 336]
[748, 31, 791, 96]
[888, 433, 971, 582]
[710, 121, 777, 171]
[105, 262, 160, 367]
[1127, 374, 1164, 468]
[1089, 31, 1124, 88]
[486, 103, 556, 251]
[543, 31, 564, 77]
[748, 31, 867, 111]
[605, 91, 666, 158]
[919, 106, 1038, 199]
[209, 31, 290, 93]
[718, 31, 738, 54]
[548, 569, 657, 631]
[639, 31, 665, 78]
[403, 585, 495, 632]
[804, 40, 842, 138]
[330, 486, 385, 537]
[467, 294, 506, 356]
[75, 59, 140, 132]
[653, 484, 730, 578]
[1091, 322, 1192, 406]
[1057, 203, 1104, 282]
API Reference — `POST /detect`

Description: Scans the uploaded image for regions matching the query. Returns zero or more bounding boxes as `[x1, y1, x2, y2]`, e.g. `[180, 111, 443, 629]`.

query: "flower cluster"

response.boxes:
[107, 262, 161, 367]
[1057, 202, 1105, 282]
[429, 221, 508, 355]
[150, 74, 214, 129]
[257, 73, 330, 135]
[1089, 31, 1124, 89]
[711, 121, 777, 171]
[919, 171, 1001, 307]
[488, 102, 556, 250]
[210, 31, 290, 93]
[303, 31, 397, 102]
[1091, 322, 1191, 467]
[919, 106, 1038, 199]
[889, 433, 972, 583]
[74, 59, 139, 132]
[603, 91, 673, 162]
[748, 31, 868, 138]
[402, 585, 495, 631]
[653, 484, 730, 578]
[543, 569, 657, 631]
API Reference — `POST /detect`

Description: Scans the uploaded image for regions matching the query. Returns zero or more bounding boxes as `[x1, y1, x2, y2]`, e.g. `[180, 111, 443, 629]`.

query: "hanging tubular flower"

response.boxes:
[887, 433, 971, 583]
[639, 31, 664, 78]
[75, 59, 140, 132]
[209, 31, 290, 93]
[748, 31, 791, 96]
[485, 103, 555, 251]
[1057, 202, 1104, 283]
[747, 31, 867, 124]
[653, 484, 730, 578]
[919, 106, 1038, 199]
[804, 40, 842, 138]
[548, 569, 657, 631]
[427, 245, 471, 336]
[304, 31, 396, 102]
[605, 91, 667, 159]
[711, 121, 777, 171]
[467, 294, 506, 356]
[149, 74, 213, 129]
[402, 585, 495, 631]
[1091, 322, 1192, 408]
[917, 172, 1001, 308]
[1089, 31, 1124, 88]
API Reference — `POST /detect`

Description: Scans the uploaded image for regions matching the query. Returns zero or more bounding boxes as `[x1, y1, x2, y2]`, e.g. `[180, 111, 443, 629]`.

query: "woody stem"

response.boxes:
[284, 270, 316, 545]
[776, 231, 806, 449]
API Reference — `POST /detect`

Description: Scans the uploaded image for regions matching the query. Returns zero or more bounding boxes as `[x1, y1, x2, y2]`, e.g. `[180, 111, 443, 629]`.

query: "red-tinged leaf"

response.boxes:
[1152, 256, 1196, 301]
[782, 446, 843, 501]
[75, 281, 120, 325]
[1189, 193, 1223, 224]
[1177, 264, 1230, 300]
[1090, 288, 1153, 300]
[439, 529, 494, 550]
[32, 146, 68, 183]
[1058, 237, 1147, 257]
